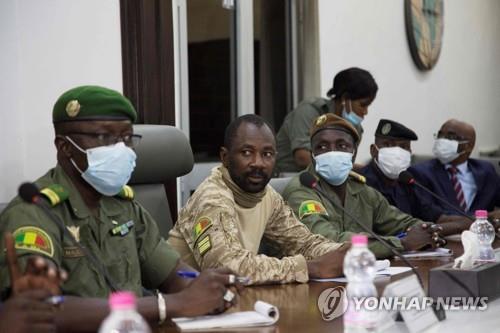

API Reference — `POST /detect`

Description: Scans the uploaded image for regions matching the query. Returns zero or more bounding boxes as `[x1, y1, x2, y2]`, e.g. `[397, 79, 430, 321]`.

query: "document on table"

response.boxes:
[311, 260, 412, 283]
[399, 247, 452, 259]
[172, 301, 279, 331]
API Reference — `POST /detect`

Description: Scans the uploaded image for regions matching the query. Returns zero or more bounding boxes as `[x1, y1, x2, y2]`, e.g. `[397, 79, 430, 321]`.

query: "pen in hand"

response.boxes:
[177, 270, 251, 285]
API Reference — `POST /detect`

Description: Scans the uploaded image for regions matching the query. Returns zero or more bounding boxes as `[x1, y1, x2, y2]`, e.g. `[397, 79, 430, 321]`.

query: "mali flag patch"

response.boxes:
[13, 226, 54, 257]
[192, 217, 212, 243]
[298, 200, 328, 219]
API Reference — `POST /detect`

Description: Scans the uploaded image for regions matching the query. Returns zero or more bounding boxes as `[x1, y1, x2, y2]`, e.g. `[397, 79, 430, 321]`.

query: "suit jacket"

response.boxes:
[361, 161, 442, 222]
[410, 158, 500, 214]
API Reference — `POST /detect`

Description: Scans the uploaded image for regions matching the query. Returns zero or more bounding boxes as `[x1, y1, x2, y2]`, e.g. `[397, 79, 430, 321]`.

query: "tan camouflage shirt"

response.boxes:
[168, 166, 342, 284]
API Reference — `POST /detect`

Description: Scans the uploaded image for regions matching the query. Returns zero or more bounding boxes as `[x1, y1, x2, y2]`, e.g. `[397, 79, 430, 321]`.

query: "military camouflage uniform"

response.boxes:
[282, 165, 424, 259]
[167, 166, 342, 284]
[275, 97, 363, 174]
[0, 165, 180, 297]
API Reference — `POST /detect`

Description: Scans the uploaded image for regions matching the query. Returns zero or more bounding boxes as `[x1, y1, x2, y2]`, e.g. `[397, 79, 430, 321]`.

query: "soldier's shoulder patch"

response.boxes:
[192, 216, 213, 243]
[197, 234, 212, 257]
[298, 200, 328, 219]
[349, 171, 366, 184]
[12, 226, 54, 257]
[40, 184, 69, 207]
[116, 185, 135, 200]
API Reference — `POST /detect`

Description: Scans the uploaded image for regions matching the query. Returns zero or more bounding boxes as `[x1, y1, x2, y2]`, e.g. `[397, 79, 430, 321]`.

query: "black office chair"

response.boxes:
[129, 124, 194, 238]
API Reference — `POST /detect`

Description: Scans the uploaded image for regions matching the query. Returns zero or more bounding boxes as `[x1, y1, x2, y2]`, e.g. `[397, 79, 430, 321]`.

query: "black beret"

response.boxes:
[375, 119, 418, 141]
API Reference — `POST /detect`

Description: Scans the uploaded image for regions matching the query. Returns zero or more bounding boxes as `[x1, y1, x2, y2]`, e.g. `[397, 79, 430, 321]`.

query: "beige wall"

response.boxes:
[0, 0, 123, 202]
[318, 0, 500, 163]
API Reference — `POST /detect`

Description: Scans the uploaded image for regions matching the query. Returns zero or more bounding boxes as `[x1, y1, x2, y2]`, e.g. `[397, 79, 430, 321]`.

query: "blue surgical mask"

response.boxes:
[341, 100, 363, 126]
[66, 136, 137, 196]
[314, 151, 353, 186]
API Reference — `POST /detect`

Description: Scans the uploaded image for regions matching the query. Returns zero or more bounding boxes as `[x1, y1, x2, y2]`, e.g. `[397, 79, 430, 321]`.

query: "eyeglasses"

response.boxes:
[433, 132, 468, 143]
[67, 132, 142, 147]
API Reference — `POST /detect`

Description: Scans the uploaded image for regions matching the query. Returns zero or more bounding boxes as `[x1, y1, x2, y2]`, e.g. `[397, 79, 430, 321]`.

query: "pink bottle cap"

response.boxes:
[109, 291, 136, 310]
[475, 210, 488, 218]
[351, 234, 368, 245]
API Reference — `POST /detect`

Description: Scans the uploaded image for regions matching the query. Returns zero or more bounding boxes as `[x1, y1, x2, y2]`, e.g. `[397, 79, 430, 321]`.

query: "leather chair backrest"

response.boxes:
[268, 177, 292, 196]
[129, 125, 194, 237]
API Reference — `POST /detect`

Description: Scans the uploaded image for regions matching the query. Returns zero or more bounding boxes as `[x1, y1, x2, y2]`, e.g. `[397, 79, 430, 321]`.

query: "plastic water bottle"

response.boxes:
[470, 210, 496, 262]
[98, 291, 151, 333]
[343, 234, 378, 332]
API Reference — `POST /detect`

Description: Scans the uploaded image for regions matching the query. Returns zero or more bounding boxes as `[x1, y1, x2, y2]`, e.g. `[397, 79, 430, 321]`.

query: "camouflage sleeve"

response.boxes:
[263, 189, 342, 260]
[174, 196, 316, 284]
[284, 182, 406, 259]
[288, 102, 318, 152]
[132, 201, 180, 289]
[0, 200, 63, 290]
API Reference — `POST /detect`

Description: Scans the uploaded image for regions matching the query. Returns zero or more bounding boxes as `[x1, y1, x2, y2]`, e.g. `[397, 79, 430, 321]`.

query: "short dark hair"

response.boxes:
[224, 114, 273, 149]
[326, 67, 378, 101]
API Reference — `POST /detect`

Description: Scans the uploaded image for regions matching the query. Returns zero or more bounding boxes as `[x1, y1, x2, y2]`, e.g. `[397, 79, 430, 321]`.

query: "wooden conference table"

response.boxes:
[155, 239, 499, 333]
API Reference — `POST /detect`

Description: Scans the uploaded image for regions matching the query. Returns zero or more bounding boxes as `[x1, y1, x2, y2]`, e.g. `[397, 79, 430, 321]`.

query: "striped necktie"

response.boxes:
[447, 166, 466, 210]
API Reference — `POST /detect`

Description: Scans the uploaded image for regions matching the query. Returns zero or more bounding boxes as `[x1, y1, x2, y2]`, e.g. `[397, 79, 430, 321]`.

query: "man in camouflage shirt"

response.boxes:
[168, 115, 349, 284]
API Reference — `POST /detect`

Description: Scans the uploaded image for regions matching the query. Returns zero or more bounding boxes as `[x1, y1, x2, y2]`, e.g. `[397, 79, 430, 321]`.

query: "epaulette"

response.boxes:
[116, 185, 135, 200]
[40, 184, 69, 207]
[349, 171, 366, 184]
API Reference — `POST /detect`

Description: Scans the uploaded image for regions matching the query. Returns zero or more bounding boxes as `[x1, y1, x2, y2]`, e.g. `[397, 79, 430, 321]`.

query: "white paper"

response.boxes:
[311, 262, 412, 283]
[400, 247, 452, 259]
[172, 301, 279, 331]
[376, 259, 391, 271]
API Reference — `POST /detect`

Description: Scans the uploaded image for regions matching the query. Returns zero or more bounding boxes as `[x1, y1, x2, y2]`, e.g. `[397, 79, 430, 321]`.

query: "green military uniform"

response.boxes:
[0, 85, 180, 298]
[275, 97, 364, 174]
[0, 165, 179, 297]
[282, 165, 424, 258]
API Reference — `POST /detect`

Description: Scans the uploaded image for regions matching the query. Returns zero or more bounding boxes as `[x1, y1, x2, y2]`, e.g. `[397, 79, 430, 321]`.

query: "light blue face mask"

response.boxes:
[314, 151, 353, 186]
[341, 100, 363, 127]
[66, 136, 137, 196]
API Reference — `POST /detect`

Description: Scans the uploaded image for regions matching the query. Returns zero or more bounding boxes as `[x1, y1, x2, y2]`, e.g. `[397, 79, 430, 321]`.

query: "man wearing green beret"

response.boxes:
[0, 85, 241, 331]
[282, 113, 447, 259]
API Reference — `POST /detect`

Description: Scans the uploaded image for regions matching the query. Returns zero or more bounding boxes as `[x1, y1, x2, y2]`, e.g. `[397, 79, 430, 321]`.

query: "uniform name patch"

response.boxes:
[63, 246, 85, 258]
[298, 200, 328, 219]
[192, 217, 212, 242]
[197, 235, 212, 256]
[13, 226, 54, 257]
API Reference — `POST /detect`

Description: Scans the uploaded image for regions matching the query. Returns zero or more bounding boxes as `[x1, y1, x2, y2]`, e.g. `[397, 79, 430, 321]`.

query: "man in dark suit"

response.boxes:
[411, 119, 500, 222]
[361, 119, 469, 233]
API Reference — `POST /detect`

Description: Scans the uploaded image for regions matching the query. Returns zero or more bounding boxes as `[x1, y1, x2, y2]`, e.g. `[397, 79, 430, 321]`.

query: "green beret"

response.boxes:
[52, 85, 137, 123]
[375, 119, 418, 141]
[310, 113, 360, 144]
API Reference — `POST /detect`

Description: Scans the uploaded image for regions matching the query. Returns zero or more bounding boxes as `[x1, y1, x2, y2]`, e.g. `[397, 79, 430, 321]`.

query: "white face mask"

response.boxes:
[432, 138, 465, 164]
[374, 146, 412, 180]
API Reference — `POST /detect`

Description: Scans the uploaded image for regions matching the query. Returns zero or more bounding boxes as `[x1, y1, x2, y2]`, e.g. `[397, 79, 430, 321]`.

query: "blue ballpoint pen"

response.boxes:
[45, 295, 65, 305]
[177, 270, 251, 284]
